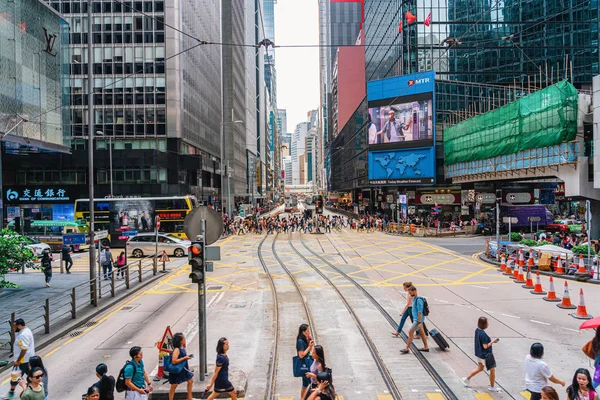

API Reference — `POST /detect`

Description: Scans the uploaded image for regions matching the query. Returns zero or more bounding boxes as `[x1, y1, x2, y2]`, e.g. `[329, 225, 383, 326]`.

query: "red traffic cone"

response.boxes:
[521, 267, 534, 289]
[500, 254, 507, 271]
[511, 263, 521, 280]
[504, 259, 514, 276]
[543, 276, 561, 302]
[576, 254, 587, 274]
[527, 250, 535, 268]
[555, 255, 565, 274]
[530, 271, 547, 295]
[519, 249, 525, 267]
[515, 265, 526, 283]
[570, 289, 593, 319]
[557, 281, 577, 309]
[154, 353, 165, 381]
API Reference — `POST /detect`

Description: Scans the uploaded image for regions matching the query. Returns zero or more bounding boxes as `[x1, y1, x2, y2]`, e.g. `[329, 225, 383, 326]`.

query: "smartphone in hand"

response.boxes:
[189, 354, 194, 358]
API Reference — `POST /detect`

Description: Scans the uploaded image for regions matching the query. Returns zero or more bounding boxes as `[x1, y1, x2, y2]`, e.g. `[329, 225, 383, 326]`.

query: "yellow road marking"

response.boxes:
[376, 395, 394, 400]
[426, 394, 445, 400]
[475, 394, 495, 400]
[520, 392, 532, 399]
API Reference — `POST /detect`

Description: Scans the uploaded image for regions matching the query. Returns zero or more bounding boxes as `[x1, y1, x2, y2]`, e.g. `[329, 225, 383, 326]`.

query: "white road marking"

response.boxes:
[456, 304, 472, 308]
[530, 320, 551, 326]
[438, 299, 449, 303]
[502, 313, 521, 319]
[470, 285, 490, 289]
[482, 310, 495, 314]
[561, 327, 580, 332]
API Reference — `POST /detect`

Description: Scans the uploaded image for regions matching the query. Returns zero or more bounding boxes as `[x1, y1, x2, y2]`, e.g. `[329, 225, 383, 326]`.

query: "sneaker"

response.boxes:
[461, 377, 471, 387]
[4, 392, 16, 399]
[488, 386, 502, 392]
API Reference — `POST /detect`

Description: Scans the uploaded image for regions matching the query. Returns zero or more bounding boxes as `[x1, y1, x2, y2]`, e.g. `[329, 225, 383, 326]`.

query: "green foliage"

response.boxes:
[0, 229, 38, 288]
[519, 239, 538, 247]
[538, 240, 553, 246]
[572, 245, 597, 256]
[510, 232, 523, 242]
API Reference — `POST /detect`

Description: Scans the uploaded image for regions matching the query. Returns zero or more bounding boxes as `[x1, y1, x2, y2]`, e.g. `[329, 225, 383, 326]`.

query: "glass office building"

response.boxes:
[364, 0, 598, 86]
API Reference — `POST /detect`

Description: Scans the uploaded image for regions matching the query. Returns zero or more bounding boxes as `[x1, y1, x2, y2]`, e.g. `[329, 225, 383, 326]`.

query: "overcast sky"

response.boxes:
[274, 0, 320, 134]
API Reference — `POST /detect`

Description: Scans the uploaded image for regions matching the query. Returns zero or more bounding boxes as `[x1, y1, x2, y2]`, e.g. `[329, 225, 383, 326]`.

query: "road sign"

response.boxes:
[476, 193, 497, 204]
[528, 216, 542, 222]
[160, 250, 170, 262]
[503, 217, 518, 224]
[156, 216, 161, 230]
[184, 206, 224, 245]
[157, 326, 174, 354]
[122, 230, 138, 237]
[62, 234, 86, 245]
[95, 230, 109, 240]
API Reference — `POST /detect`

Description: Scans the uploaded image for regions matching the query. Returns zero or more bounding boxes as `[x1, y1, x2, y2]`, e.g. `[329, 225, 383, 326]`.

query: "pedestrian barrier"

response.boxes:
[0, 254, 164, 363]
[543, 276, 561, 302]
[530, 271, 547, 295]
[557, 281, 577, 309]
[521, 267, 534, 289]
[571, 289, 593, 319]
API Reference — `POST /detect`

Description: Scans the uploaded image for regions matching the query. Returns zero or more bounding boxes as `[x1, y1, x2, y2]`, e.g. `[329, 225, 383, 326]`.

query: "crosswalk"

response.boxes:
[270, 392, 533, 399]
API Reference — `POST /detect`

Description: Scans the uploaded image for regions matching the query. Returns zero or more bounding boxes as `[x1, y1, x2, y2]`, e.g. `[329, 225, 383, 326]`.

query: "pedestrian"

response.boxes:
[18, 367, 45, 400]
[94, 363, 115, 400]
[566, 368, 598, 400]
[461, 317, 501, 392]
[400, 286, 429, 354]
[116, 251, 126, 280]
[123, 346, 153, 399]
[168, 333, 194, 400]
[100, 247, 114, 280]
[582, 328, 600, 389]
[306, 371, 336, 400]
[305, 345, 326, 399]
[205, 337, 237, 400]
[28, 356, 48, 400]
[392, 281, 414, 337]
[296, 324, 315, 399]
[40, 249, 53, 287]
[5, 318, 35, 399]
[525, 343, 566, 400]
[542, 386, 560, 400]
[85, 385, 100, 400]
[61, 244, 73, 274]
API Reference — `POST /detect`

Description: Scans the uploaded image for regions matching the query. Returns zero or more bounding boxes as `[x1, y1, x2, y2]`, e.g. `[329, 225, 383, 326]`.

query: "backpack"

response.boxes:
[41, 256, 52, 269]
[98, 250, 106, 265]
[115, 361, 136, 393]
[418, 296, 430, 317]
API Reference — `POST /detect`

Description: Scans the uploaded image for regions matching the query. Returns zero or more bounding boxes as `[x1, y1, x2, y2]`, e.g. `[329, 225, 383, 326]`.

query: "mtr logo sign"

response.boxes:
[408, 78, 431, 87]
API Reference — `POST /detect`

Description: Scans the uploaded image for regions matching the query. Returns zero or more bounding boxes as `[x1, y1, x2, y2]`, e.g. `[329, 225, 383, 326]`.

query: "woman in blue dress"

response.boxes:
[168, 333, 194, 400]
[206, 337, 237, 399]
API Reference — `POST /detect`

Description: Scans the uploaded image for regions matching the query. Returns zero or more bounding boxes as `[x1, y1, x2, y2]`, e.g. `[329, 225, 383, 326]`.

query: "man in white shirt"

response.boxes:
[6, 318, 35, 399]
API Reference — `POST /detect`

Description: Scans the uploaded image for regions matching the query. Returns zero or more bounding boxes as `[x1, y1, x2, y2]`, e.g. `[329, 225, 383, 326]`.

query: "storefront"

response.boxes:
[4, 185, 85, 224]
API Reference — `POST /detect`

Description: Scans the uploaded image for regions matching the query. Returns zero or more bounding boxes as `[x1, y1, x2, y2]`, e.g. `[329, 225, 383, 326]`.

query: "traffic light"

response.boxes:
[188, 240, 204, 284]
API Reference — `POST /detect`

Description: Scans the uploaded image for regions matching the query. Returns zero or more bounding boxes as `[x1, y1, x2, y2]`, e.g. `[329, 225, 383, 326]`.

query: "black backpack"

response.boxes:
[419, 297, 430, 316]
[115, 361, 136, 393]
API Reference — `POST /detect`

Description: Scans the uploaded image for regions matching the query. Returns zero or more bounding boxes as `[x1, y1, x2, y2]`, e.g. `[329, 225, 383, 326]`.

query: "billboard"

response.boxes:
[368, 97, 433, 144]
[368, 147, 435, 185]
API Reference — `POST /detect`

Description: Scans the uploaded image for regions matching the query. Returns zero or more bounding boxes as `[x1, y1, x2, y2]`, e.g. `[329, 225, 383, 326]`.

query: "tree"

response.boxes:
[0, 229, 38, 288]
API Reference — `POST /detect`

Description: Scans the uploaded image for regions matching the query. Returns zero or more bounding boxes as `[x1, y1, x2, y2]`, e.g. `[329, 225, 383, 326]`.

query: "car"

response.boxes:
[546, 219, 583, 234]
[126, 233, 191, 258]
[22, 236, 52, 257]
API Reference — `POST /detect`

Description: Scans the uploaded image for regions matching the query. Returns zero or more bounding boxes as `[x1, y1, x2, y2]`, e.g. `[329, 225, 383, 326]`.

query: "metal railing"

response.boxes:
[0, 255, 165, 361]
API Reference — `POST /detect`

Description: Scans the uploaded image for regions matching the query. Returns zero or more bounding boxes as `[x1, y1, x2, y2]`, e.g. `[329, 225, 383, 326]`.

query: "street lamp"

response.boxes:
[95, 131, 113, 196]
[221, 120, 243, 217]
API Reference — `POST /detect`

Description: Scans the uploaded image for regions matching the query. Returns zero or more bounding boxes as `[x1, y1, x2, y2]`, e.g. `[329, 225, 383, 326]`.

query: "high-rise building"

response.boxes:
[20, 0, 222, 204]
[291, 122, 309, 185]
[276, 109, 287, 137]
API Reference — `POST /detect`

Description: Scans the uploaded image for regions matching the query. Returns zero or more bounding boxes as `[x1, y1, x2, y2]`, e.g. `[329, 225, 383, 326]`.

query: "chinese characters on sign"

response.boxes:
[5, 187, 71, 203]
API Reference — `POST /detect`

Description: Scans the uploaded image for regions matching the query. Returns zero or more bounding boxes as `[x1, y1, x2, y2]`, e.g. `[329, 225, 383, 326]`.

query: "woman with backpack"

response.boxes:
[40, 249, 53, 288]
[94, 363, 115, 400]
[116, 252, 126, 280]
[168, 333, 194, 400]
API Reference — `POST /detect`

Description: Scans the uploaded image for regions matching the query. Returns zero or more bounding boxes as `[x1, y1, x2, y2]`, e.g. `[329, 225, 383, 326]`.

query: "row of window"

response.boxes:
[71, 123, 166, 136]
[97, 167, 167, 184]
[71, 62, 165, 77]
[71, 108, 166, 125]
[71, 93, 166, 106]
[16, 170, 87, 185]
[72, 46, 166, 65]
[47, 1, 164, 14]
[70, 77, 166, 94]
[68, 16, 164, 34]
[69, 139, 168, 152]
[69, 32, 165, 45]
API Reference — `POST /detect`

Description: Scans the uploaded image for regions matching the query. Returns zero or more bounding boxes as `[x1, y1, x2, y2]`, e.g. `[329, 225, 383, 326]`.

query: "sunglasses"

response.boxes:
[32, 374, 44, 379]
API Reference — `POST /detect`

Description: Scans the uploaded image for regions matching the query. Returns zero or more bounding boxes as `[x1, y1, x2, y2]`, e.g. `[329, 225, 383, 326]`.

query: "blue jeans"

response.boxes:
[397, 307, 414, 333]
[102, 263, 113, 279]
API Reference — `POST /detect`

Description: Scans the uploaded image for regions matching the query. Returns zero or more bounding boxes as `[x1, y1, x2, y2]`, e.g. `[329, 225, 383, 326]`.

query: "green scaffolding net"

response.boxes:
[444, 81, 578, 165]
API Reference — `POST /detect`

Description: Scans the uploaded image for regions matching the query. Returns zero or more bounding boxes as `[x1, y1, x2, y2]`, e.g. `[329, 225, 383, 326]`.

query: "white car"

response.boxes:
[126, 233, 191, 258]
[2, 235, 52, 258]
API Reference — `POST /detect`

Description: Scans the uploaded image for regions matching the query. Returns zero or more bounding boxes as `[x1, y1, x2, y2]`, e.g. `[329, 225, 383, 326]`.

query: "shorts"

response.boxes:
[301, 374, 311, 388]
[125, 391, 148, 400]
[410, 322, 423, 331]
[477, 354, 496, 370]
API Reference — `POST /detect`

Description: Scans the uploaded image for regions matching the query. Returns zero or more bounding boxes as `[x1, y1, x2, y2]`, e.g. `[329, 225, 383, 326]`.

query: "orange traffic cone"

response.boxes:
[570, 289, 593, 319]
[555, 255, 565, 274]
[515, 265, 526, 283]
[543, 276, 561, 302]
[512, 263, 520, 280]
[504, 259, 514, 276]
[557, 281, 577, 309]
[530, 271, 547, 295]
[527, 250, 535, 268]
[500, 254, 507, 271]
[576, 254, 587, 274]
[521, 267, 534, 289]
[154, 352, 165, 381]
[518, 249, 525, 267]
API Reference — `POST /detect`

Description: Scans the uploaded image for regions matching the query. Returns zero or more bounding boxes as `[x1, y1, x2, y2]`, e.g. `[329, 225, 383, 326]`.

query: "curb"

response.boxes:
[0, 265, 182, 375]
[384, 231, 482, 239]
[478, 254, 600, 285]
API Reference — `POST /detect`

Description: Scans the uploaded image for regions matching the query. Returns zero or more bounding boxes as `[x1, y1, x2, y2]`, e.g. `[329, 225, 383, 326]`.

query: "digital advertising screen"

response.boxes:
[368, 95, 433, 145]
[368, 147, 436, 186]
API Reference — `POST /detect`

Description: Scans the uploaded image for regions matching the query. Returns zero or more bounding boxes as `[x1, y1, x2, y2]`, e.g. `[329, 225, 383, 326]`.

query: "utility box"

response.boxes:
[205, 246, 221, 261]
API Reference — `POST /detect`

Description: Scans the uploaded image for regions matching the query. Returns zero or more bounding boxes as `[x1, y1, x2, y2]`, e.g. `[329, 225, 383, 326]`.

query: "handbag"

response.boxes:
[163, 354, 184, 374]
[583, 340, 595, 360]
[594, 365, 600, 384]
[292, 356, 313, 378]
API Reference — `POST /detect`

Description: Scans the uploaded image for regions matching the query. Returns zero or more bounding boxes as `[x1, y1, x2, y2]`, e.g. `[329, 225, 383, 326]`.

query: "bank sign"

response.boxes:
[5, 187, 74, 203]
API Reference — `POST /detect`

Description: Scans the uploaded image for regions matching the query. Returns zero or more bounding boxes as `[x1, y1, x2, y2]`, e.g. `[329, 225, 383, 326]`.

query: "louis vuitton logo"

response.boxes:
[43, 28, 57, 56]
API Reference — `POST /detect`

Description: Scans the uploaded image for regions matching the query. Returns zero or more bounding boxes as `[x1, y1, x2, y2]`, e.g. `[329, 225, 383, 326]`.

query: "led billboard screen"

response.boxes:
[368, 147, 435, 185]
[368, 96, 433, 145]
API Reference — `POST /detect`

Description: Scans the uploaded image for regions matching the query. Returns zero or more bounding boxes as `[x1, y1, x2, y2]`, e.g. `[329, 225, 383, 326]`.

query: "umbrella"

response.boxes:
[580, 316, 600, 330]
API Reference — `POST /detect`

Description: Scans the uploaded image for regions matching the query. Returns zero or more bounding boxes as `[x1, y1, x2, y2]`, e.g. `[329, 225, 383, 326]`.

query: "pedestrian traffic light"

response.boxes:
[188, 241, 204, 284]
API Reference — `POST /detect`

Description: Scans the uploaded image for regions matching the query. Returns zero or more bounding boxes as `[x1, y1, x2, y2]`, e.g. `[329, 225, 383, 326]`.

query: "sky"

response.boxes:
[274, 0, 320, 134]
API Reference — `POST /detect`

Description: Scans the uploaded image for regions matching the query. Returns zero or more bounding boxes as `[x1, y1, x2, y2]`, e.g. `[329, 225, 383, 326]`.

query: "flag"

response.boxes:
[398, 20, 403, 33]
[18, 22, 26, 33]
[424, 12, 431, 27]
[406, 11, 417, 25]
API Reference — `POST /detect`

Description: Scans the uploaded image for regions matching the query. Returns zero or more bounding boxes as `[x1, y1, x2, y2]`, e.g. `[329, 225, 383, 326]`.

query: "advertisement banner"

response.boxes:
[368, 147, 435, 186]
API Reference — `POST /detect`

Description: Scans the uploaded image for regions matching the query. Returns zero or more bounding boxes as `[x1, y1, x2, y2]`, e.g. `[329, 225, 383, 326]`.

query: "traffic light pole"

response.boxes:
[199, 219, 207, 380]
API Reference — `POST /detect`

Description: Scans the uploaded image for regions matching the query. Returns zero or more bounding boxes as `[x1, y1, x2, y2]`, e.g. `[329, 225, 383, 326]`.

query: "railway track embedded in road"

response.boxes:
[300, 233, 460, 400]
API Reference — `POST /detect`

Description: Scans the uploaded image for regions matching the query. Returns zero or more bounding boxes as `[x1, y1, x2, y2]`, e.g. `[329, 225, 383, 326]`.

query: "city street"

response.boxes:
[1, 224, 596, 399]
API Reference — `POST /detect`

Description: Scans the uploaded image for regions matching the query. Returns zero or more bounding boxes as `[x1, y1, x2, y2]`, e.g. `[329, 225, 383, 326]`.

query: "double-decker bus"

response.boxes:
[74, 196, 198, 247]
[7, 220, 90, 252]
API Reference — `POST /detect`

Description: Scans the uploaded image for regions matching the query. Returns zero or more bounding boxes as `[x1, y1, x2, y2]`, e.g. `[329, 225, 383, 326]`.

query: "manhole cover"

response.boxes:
[228, 302, 248, 309]
[83, 321, 98, 328]
[69, 331, 83, 337]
